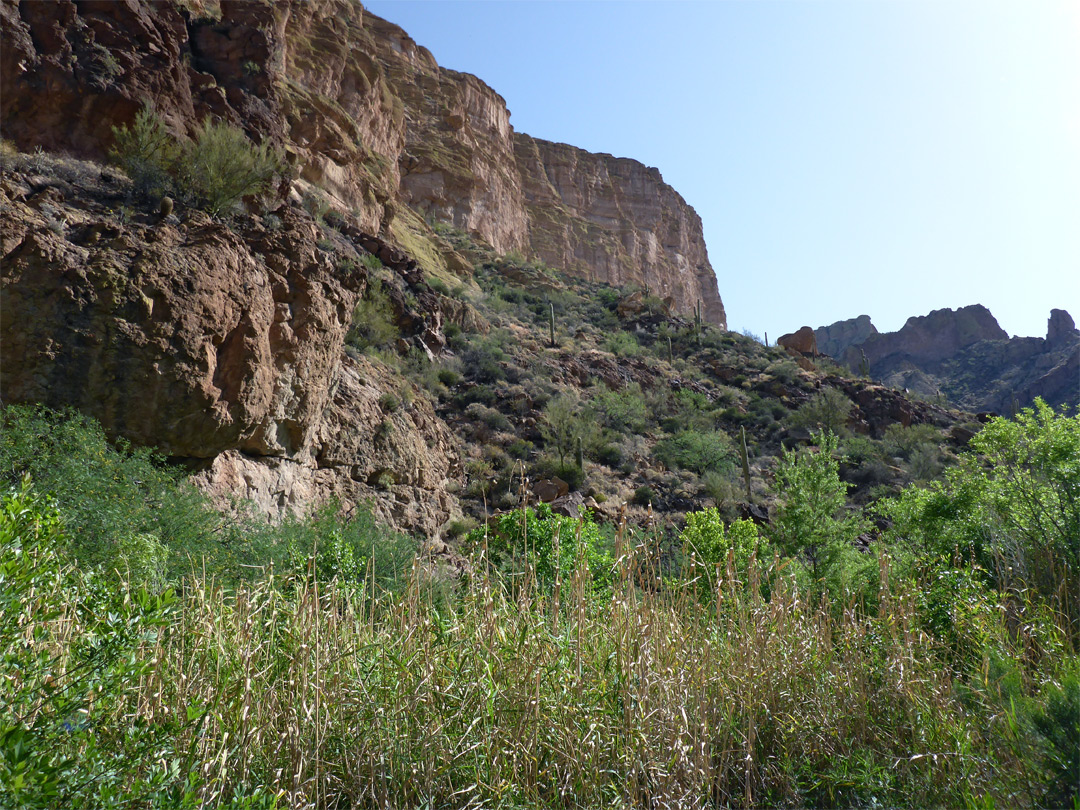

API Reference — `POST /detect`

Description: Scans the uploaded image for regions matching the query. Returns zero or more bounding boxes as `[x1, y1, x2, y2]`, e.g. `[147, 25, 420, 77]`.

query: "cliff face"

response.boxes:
[815, 306, 1079, 414]
[514, 136, 726, 328]
[0, 0, 723, 323]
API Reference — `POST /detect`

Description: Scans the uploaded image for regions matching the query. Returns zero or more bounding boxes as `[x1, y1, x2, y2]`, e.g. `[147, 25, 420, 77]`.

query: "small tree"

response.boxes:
[540, 391, 583, 468]
[178, 118, 282, 216]
[769, 431, 864, 590]
[791, 388, 852, 435]
[110, 104, 179, 199]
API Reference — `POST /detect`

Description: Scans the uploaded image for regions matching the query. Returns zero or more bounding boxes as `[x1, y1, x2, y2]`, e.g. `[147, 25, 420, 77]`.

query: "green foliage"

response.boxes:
[602, 330, 642, 357]
[680, 509, 771, 596]
[590, 383, 648, 434]
[769, 431, 866, 593]
[109, 104, 179, 200]
[790, 387, 853, 435]
[0, 405, 231, 583]
[539, 390, 587, 468]
[347, 279, 398, 352]
[110, 105, 282, 216]
[653, 429, 734, 475]
[466, 503, 613, 594]
[282, 501, 416, 593]
[883, 400, 1079, 626]
[176, 118, 282, 216]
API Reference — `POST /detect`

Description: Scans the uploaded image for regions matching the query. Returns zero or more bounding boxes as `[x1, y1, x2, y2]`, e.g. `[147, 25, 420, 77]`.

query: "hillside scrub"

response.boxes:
[3, 403, 1078, 808]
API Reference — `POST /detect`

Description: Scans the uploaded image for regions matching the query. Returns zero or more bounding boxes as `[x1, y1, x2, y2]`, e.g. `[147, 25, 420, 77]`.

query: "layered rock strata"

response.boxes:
[0, 0, 724, 324]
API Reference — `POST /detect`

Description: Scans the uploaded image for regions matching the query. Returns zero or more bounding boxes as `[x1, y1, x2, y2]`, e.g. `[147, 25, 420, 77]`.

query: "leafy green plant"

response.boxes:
[347, 279, 398, 352]
[790, 388, 853, 435]
[109, 104, 179, 200]
[769, 431, 866, 594]
[653, 429, 734, 476]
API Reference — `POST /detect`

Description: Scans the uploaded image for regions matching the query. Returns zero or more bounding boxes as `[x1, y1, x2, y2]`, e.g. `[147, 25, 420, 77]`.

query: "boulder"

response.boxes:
[777, 326, 819, 357]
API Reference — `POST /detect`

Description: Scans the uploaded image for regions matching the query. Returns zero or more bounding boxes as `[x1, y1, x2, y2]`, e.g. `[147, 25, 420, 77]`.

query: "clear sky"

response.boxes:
[364, 0, 1079, 340]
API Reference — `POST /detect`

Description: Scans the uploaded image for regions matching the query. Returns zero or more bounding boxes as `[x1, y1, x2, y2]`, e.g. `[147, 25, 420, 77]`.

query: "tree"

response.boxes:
[769, 431, 864, 589]
[540, 391, 583, 468]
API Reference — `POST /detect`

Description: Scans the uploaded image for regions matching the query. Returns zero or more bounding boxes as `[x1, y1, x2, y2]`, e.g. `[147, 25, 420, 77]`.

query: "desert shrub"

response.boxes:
[653, 429, 734, 476]
[882, 400, 1079, 627]
[790, 388, 853, 434]
[603, 331, 641, 357]
[591, 383, 648, 434]
[464, 402, 511, 432]
[539, 391, 590, 468]
[680, 509, 771, 596]
[632, 485, 656, 506]
[768, 431, 868, 597]
[348, 279, 398, 352]
[109, 104, 179, 200]
[460, 336, 508, 384]
[506, 439, 533, 460]
[883, 423, 941, 460]
[110, 105, 282, 215]
[468, 503, 613, 594]
[177, 118, 282, 216]
[0, 405, 230, 582]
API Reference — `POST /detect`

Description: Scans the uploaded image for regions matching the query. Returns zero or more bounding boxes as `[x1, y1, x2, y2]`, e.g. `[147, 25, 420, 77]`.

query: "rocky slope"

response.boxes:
[0, 149, 464, 536]
[0, 0, 723, 325]
[814, 306, 1079, 413]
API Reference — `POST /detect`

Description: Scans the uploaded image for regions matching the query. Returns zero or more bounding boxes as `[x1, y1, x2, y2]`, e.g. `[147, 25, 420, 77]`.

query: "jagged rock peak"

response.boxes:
[815, 314, 877, 359]
[1047, 309, 1078, 348]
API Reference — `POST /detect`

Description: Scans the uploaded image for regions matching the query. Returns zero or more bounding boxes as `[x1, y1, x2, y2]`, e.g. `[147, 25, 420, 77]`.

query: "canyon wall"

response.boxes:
[0, 0, 724, 323]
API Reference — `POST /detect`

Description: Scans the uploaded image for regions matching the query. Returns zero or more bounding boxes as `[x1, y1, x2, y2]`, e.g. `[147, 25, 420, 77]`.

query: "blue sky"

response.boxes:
[364, 1, 1079, 340]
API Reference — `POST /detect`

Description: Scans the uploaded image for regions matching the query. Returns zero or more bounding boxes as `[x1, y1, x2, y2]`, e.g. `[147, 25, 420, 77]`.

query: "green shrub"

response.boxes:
[603, 331, 641, 357]
[653, 429, 734, 476]
[109, 104, 179, 200]
[768, 431, 866, 595]
[177, 118, 282, 216]
[110, 105, 282, 216]
[790, 388, 853, 435]
[466, 503, 613, 594]
[348, 279, 398, 352]
[680, 509, 771, 597]
[591, 383, 648, 434]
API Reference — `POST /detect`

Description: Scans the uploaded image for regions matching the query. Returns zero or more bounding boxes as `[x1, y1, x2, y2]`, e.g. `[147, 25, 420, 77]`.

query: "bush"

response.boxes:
[110, 105, 282, 216]
[176, 118, 282, 216]
[348, 279, 398, 352]
[653, 429, 734, 476]
[466, 503, 613, 594]
[680, 509, 771, 597]
[109, 104, 179, 200]
[791, 388, 853, 435]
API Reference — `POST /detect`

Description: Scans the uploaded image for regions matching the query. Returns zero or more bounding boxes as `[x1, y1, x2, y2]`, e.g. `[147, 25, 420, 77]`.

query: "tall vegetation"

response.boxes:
[111, 104, 282, 215]
[2, 402, 1077, 808]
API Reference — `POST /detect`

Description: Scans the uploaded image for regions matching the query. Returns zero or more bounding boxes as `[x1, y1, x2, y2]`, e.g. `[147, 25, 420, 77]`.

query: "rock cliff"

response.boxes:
[514, 136, 726, 328]
[0, 0, 724, 323]
[814, 306, 1079, 413]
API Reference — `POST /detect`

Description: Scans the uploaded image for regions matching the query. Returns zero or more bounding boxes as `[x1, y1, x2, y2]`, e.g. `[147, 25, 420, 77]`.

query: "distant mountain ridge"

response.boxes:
[815, 306, 1079, 413]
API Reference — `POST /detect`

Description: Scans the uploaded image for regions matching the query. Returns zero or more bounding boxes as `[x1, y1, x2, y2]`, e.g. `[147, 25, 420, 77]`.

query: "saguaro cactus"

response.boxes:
[739, 426, 752, 502]
[549, 302, 556, 348]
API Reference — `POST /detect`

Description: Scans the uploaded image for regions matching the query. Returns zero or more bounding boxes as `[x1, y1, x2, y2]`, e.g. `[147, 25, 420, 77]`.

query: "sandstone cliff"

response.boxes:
[0, 150, 464, 536]
[814, 306, 1079, 413]
[514, 135, 726, 328]
[0, 0, 724, 324]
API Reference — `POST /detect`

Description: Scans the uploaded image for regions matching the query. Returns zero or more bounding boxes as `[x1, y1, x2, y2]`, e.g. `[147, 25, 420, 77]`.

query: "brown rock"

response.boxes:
[550, 491, 585, 518]
[533, 477, 569, 503]
[777, 326, 819, 357]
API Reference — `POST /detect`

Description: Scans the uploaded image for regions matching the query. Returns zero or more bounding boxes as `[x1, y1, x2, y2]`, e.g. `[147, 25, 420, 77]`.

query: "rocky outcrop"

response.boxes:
[0, 153, 463, 537]
[514, 135, 726, 327]
[815, 314, 877, 360]
[777, 326, 819, 357]
[0, 0, 725, 324]
[815, 306, 1079, 413]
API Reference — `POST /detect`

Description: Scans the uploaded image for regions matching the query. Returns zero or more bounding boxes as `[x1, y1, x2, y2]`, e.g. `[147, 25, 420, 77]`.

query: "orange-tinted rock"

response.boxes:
[777, 326, 818, 357]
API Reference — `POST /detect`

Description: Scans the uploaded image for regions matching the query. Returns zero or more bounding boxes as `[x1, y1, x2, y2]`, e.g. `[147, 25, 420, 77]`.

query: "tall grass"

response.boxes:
[11, 504, 1069, 808]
